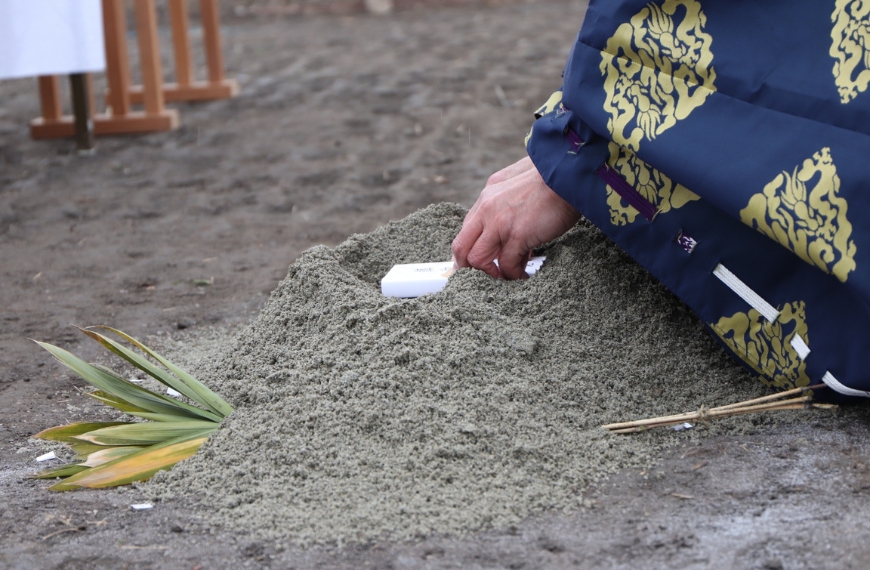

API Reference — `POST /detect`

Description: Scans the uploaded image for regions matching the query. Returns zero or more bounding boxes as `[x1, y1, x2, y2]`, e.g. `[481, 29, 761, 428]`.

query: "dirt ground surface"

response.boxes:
[3, 2, 870, 568]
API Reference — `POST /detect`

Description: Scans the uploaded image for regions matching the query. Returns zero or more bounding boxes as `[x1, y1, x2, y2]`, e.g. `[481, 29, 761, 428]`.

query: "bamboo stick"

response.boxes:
[710, 384, 825, 412]
[603, 384, 828, 433]
[617, 396, 811, 429]
[609, 403, 813, 434]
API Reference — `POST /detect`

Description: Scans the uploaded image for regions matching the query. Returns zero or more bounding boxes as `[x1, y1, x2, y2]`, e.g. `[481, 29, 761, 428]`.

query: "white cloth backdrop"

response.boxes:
[0, 0, 105, 80]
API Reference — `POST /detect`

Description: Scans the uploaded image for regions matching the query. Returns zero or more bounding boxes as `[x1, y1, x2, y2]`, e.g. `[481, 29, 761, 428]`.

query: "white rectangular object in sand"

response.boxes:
[381, 257, 545, 298]
[0, 0, 105, 80]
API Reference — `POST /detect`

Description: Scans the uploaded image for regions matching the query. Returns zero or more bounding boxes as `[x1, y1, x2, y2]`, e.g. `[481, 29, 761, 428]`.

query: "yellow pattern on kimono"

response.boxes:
[600, 0, 716, 150]
[710, 302, 811, 391]
[604, 142, 699, 225]
[525, 91, 564, 146]
[831, 0, 870, 104]
[534, 90, 564, 119]
[740, 148, 856, 282]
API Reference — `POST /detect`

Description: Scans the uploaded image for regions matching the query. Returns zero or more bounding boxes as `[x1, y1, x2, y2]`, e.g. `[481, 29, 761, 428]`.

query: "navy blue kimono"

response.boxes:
[525, 0, 870, 398]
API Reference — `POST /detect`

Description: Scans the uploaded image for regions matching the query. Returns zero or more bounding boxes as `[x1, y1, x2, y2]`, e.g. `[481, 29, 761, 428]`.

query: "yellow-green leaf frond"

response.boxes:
[32, 422, 130, 443]
[81, 446, 143, 467]
[73, 421, 218, 446]
[50, 435, 209, 491]
[34, 341, 221, 422]
[94, 327, 234, 417]
[32, 464, 89, 479]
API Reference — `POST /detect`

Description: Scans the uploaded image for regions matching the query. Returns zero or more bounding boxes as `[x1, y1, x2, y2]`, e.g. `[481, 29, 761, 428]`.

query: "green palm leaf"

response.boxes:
[81, 446, 143, 467]
[32, 464, 89, 479]
[33, 421, 130, 443]
[73, 421, 218, 446]
[35, 341, 221, 422]
[69, 441, 107, 459]
[81, 328, 231, 418]
[31, 328, 232, 491]
[86, 390, 153, 414]
[95, 327, 234, 418]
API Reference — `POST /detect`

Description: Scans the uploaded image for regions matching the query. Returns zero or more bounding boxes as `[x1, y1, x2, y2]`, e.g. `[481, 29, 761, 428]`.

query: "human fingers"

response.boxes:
[464, 227, 503, 279]
[451, 213, 484, 269]
[496, 247, 532, 280]
[458, 167, 539, 276]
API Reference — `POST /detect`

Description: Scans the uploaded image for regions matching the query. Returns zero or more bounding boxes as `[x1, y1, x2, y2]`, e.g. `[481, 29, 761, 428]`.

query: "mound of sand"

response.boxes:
[150, 203, 763, 545]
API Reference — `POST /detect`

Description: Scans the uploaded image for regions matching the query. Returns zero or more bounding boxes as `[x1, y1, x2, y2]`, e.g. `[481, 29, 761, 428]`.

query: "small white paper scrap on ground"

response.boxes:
[672, 422, 694, 432]
[166, 388, 182, 398]
[129, 377, 144, 384]
[36, 451, 57, 462]
[381, 256, 546, 298]
[131, 503, 153, 510]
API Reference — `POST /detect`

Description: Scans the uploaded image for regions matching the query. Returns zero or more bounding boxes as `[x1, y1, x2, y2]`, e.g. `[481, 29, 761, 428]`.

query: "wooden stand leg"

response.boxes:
[200, 0, 239, 97]
[200, 0, 225, 84]
[169, 0, 193, 87]
[31, 0, 178, 139]
[38, 76, 62, 121]
[99, 0, 178, 134]
[86, 74, 97, 118]
[102, 0, 131, 116]
[129, 0, 238, 104]
[30, 76, 70, 139]
[135, 0, 166, 115]
[99, 0, 178, 133]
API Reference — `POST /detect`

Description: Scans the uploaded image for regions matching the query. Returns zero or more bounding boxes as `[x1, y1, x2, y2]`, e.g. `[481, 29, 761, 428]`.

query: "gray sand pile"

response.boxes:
[151, 203, 767, 545]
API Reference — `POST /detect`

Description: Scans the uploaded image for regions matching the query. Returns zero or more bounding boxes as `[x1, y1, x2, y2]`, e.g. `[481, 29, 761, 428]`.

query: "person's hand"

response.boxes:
[452, 156, 581, 280]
